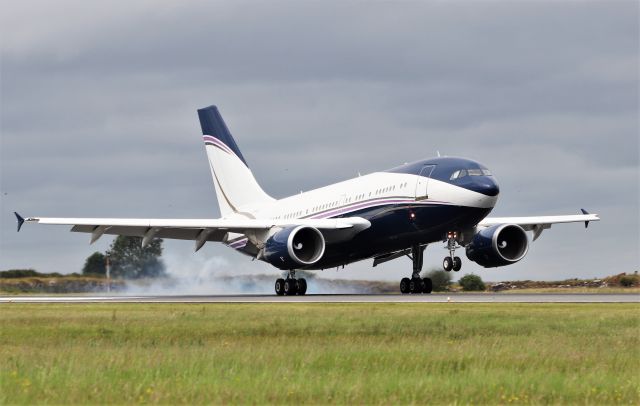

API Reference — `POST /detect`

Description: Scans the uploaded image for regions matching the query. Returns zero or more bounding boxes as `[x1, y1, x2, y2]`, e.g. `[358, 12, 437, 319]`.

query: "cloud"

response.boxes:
[1, 1, 638, 285]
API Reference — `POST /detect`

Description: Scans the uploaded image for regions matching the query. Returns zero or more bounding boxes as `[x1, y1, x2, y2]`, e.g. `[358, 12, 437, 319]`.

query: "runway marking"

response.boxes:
[1, 293, 638, 304]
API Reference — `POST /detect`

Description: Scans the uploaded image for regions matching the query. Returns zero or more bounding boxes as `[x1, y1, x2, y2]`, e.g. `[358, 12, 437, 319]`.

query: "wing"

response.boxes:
[478, 209, 600, 241]
[17, 214, 371, 251]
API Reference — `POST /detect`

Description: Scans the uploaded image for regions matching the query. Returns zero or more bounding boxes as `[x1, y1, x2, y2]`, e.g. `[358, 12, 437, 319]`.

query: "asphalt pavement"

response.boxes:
[1, 293, 638, 303]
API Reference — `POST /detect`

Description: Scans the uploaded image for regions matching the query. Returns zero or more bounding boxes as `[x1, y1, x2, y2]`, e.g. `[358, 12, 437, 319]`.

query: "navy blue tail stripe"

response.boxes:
[197, 105, 248, 166]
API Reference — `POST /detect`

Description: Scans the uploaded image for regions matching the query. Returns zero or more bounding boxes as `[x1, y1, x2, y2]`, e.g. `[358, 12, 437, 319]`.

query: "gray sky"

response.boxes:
[1, 0, 638, 283]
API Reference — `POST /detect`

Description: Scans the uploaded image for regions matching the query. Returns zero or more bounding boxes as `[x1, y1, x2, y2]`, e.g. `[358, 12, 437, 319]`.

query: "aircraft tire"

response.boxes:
[284, 278, 298, 296]
[443, 257, 453, 272]
[410, 278, 423, 294]
[400, 277, 411, 294]
[423, 277, 433, 294]
[453, 257, 462, 272]
[275, 279, 285, 296]
[297, 278, 307, 295]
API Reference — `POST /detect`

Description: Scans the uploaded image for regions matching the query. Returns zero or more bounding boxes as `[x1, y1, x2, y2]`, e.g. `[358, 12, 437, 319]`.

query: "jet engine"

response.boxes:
[262, 226, 326, 269]
[465, 224, 529, 267]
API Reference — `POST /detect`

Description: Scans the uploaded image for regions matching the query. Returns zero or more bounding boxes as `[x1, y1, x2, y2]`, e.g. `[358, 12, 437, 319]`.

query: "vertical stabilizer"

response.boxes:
[198, 105, 274, 217]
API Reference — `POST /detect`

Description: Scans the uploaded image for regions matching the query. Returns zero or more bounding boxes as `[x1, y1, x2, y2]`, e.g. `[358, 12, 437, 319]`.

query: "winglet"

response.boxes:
[14, 212, 25, 232]
[581, 208, 590, 228]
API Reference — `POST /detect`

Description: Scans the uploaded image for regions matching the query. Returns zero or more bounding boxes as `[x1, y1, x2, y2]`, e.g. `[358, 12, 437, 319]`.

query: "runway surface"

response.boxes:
[1, 293, 638, 303]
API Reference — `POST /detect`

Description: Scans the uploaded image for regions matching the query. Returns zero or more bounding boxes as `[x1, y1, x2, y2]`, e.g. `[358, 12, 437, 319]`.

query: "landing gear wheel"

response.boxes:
[410, 278, 424, 294]
[453, 256, 462, 272]
[275, 278, 285, 296]
[443, 257, 453, 272]
[284, 279, 298, 296]
[296, 278, 307, 295]
[423, 277, 433, 294]
[400, 277, 411, 294]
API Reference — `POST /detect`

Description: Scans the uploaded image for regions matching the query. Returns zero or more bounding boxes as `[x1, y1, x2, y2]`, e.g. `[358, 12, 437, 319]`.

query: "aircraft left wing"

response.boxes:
[478, 210, 600, 241]
[14, 213, 371, 251]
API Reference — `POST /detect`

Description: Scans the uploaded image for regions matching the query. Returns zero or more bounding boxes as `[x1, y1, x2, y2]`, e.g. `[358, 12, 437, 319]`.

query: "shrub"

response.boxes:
[1, 270, 67, 279]
[459, 274, 486, 291]
[0, 269, 39, 278]
[620, 275, 638, 287]
[424, 270, 452, 291]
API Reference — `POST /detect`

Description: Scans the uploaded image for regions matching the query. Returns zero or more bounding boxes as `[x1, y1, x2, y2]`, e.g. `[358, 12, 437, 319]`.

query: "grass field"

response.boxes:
[1, 304, 638, 404]
[498, 287, 640, 294]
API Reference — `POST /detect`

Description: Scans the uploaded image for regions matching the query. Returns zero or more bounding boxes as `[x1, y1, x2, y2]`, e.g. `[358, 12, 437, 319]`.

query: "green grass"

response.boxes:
[1, 304, 638, 404]
[498, 287, 640, 294]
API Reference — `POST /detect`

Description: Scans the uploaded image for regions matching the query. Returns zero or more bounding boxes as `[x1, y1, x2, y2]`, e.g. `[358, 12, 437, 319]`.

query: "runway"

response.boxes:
[1, 293, 638, 303]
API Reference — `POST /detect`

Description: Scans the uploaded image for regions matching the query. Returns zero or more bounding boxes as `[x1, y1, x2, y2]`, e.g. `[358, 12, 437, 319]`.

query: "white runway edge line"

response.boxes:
[1, 294, 638, 304]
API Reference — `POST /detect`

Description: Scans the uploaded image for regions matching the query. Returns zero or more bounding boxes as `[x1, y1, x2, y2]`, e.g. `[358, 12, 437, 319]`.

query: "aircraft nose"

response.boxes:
[479, 177, 500, 196]
[469, 177, 500, 197]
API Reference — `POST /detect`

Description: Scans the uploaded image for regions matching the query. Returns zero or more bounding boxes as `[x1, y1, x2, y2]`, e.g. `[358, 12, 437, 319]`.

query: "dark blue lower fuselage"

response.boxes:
[305, 202, 492, 270]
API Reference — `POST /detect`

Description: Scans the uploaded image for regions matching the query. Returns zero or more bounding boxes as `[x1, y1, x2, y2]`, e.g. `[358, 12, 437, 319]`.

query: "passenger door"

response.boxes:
[414, 165, 435, 200]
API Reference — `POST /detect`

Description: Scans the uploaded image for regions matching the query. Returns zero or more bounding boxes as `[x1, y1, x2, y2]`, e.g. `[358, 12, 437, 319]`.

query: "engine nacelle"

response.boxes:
[465, 224, 529, 267]
[262, 226, 326, 269]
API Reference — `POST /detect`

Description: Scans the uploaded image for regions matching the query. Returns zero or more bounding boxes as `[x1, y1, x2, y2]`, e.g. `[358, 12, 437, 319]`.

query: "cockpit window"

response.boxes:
[450, 168, 491, 180]
[467, 169, 484, 176]
[450, 169, 466, 180]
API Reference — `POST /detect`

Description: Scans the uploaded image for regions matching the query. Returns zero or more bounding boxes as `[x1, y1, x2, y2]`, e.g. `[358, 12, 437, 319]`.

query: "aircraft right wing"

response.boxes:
[478, 210, 600, 241]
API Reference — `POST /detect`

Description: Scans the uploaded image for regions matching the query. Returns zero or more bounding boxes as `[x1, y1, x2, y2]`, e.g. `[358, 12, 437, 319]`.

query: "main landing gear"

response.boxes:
[275, 270, 307, 296]
[400, 244, 433, 294]
[443, 231, 462, 272]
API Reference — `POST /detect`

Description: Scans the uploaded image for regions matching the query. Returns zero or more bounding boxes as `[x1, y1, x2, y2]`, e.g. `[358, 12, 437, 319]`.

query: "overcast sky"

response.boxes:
[1, 0, 638, 284]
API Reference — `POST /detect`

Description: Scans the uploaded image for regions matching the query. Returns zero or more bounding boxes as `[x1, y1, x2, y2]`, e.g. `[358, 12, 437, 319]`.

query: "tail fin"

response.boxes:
[198, 105, 274, 217]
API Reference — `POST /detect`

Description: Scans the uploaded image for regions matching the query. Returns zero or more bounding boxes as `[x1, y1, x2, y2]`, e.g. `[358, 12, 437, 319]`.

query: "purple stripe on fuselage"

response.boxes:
[223, 200, 454, 252]
[309, 197, 453, 219]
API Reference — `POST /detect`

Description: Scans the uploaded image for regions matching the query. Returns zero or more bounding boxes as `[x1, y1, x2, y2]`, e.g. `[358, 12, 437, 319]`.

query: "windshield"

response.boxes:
[450, 168, 491, 180]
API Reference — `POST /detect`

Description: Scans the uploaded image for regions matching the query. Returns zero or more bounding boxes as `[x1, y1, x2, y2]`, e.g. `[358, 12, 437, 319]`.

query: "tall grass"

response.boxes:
[1, 303, 638, 404]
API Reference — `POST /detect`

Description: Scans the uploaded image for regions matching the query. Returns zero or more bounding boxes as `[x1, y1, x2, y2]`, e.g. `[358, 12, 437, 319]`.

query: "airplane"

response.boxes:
[15, 105, 600, 295]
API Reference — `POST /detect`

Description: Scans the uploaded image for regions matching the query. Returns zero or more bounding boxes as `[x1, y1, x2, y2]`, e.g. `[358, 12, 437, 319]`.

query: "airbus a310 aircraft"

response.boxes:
[16, 105, 599, 295]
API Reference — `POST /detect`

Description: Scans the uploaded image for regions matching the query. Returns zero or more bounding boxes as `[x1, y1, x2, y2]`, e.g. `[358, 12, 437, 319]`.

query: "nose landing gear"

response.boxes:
[443, 231, 462, 272]
[400, 244, 433, 294]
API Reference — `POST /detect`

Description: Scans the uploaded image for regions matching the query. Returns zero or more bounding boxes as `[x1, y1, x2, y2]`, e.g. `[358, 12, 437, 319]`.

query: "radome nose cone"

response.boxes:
[479, 178, 500, 196]
[466, 177, 500, 196]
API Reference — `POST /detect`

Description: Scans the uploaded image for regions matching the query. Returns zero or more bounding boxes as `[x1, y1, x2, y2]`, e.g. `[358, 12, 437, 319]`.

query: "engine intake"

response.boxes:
[466, 224, 529, 267]
[262, 226, 326, 269]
